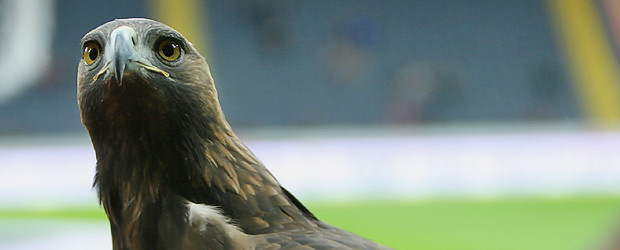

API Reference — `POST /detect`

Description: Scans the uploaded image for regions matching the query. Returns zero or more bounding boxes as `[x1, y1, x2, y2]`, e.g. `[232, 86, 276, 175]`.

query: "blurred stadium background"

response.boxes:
[2, 0, 620, 249]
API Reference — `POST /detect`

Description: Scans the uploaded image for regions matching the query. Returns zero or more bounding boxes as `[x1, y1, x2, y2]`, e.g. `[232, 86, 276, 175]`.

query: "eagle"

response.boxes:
[77, 18, 392, 250]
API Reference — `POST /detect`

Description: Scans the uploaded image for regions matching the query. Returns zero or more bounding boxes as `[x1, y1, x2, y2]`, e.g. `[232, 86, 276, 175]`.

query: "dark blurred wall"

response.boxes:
[0, 0, 580, 134]
[209, 0, 577, 126]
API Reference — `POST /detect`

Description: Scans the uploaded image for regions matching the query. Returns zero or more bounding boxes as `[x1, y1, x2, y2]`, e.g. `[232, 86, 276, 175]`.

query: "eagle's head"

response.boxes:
[77, 18, 228, 147]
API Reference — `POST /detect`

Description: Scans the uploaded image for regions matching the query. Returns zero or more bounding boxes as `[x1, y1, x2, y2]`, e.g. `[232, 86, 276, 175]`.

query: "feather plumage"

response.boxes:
[77, 18, 392, 250]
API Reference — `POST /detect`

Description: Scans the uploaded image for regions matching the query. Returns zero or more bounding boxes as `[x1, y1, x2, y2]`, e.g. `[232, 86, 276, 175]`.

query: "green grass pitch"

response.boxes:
[1, 196, 619, 249]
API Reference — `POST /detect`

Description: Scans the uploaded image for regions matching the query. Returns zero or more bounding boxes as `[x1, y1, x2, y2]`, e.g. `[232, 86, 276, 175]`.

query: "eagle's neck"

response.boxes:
[92, 117, 315, 241]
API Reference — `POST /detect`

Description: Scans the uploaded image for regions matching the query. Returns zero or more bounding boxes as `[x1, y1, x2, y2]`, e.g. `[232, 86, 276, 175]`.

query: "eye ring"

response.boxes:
[157, 39, 181, 62]
[83, 41, 101, 65]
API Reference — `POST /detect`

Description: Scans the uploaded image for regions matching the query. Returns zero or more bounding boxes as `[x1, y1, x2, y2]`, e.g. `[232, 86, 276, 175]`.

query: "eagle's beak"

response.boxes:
[108, 26, 141, 85]
[100, 26, 168, 86]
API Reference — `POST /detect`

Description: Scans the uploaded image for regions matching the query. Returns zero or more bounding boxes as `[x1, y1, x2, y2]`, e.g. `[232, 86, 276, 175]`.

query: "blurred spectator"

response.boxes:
[326, 15, 379, 85]
[385, 62, 465, 123]
[603, 0, 620, 58]
[247, 1, 291, 57]
[526, 63, 564, 120]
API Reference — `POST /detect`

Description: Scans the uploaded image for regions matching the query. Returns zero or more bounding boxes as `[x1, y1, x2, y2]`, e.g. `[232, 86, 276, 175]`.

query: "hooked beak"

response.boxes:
[93, 26, 169, 85]
[111, 26, 138, 85]
[106, 26, 142, 85]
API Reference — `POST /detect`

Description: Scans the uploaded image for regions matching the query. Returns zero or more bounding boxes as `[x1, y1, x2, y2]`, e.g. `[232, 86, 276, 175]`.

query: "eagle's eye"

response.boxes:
[83, 41, 101, 65]
[157, 39, 181, 62]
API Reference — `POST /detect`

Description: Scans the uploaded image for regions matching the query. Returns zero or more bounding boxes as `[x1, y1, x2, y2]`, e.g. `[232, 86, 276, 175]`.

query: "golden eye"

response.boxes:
[157, 39, 180, 61]
[83, 42, 101, 65]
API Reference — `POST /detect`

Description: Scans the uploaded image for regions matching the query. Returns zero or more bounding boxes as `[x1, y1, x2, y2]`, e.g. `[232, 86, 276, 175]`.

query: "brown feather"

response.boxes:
[78, 18, 393, 250]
